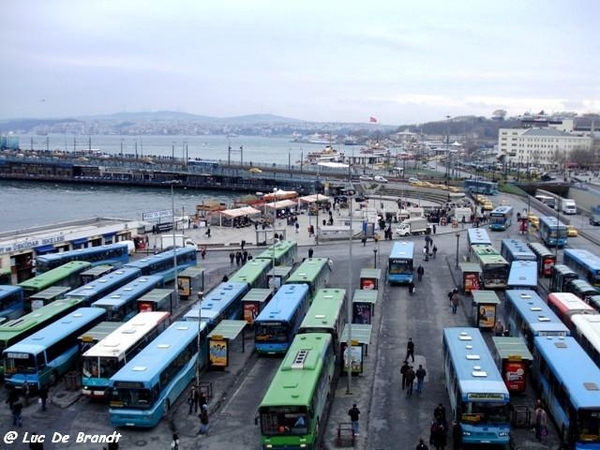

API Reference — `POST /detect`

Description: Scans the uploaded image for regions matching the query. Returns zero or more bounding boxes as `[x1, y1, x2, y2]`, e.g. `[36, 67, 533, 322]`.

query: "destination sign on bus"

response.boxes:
[6, 353, 29, 359]
[467, 393, 506, 401]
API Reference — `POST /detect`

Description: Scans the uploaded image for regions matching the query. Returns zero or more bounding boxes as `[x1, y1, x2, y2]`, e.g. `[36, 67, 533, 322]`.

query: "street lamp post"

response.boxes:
[373, 248, 378, 269]
[169, 180, 181, 315]
[346, 189, 353, 395]
[455, 233, 460, 268]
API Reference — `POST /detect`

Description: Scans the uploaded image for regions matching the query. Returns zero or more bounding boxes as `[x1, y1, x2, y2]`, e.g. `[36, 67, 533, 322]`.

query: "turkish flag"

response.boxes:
[369, 116, 377, 123]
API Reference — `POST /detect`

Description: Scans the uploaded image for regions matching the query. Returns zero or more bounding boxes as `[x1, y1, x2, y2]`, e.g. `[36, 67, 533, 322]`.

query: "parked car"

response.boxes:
[408, 177, 420, 184]
[567, 225, 578, 237]
[374, 175, 388, 183]
[359, 174, 374, 181]
[590, 214, 600, 226]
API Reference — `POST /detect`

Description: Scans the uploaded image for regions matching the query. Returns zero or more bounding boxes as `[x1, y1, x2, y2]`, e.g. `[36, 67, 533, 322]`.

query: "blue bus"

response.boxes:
[442, 327, 511, 446]
[35, 242, 130, 274]
[109, 321, 208, 428]
[124, 247, 197, 284]
[183, 281, 250, 328]
[0, 286, 24, 322]
[63, 267, 142, 306]
[467, 228, 492, 252]
[538, 216, 568, 248]
[500, 239, 537, 264]
[91, 275, 164, 322]
[3, 307, 107, 391]
[254, 284, 311, 355]
[489, 206, 513, 231]
[532, 336, 600, 449]
[504, 290, 569, 351]
[387, 242, 415, 285]
[229, 258, 272, 289]
[563, 248, 600, 288]
[464, 179, 498, 195]
[507, 261, 538, 291]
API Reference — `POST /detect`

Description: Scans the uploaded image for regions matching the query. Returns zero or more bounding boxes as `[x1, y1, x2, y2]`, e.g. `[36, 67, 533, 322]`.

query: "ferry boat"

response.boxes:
[305, 145, 345, 164]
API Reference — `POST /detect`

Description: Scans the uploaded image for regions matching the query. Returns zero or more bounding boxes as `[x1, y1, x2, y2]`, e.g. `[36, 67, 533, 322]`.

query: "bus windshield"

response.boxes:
[484, 265, 509, 283]
[5, 353, 37, 374]
[82, 356, 119, 379]
[255, 324, 287, 343]
[260, 406, 309, 435]
[579, 410, 600, 443]
[389, 259, 412, 274]
[461, 402, 510, 425]
[110, 387, 154, 409]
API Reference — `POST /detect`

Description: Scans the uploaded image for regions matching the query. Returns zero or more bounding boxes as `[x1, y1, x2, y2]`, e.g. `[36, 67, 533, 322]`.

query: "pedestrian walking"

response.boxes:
[38, 385, 48, 412]
[170, 433, 180, 450]
[295, 222, 299, 233]
[6, 389, 18, 410]
[406, 337, 415, 362]
[417, 265, 424, 282]
[415, 364, 427, 394]
[188, 385, 200, 414]
[434, 403, 447, 425]
[406, 366, 416, 396]
[23, 382, 30, 406]
[241, 239, 246, 251]
[348, 403, 361, 436]
[361, 235, 367, 246]
[400, 360, 410, 390]
[308, 248, 314, 258]
[534, 404, 548, 442]
[451, 421, 462, 450]
[416, 437, 429, 450]
[494, 320, 504, 336]
[28, 432, 43, 450]
[408, 280, 415, 295]
[12, 400, 23, 427]
[229, 252, 235, 265]
[423, 246, 429, 261]
[205, 227, 211, 238]
[431, 421, 447, 450]
[450, 291, 460, 315]
[432, 224, 437, 234]
[197, 404, 209, 435]
[432, 245, 437, 259]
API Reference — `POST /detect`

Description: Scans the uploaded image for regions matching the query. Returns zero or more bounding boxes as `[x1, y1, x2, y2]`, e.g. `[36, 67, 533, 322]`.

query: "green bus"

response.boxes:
[255, 240, 298, 267]
[229, 258, 272, 289]
[285, 258, 331, 300]
[471, 245, 509, 289]
[0, 297, 86, 380]
[298, 288, 346, 347]
[258, 333, 335, 450]
[18, 261, 91, 311]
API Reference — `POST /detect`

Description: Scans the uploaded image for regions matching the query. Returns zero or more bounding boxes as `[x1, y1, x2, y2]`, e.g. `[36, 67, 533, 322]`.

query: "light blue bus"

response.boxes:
[538, 216, 568, 248]
[3, 307, 107, 391]
[504, 290, 569, 351]
[254, 284, 311, 355]
[124, 247, 197, 284]
[35, 242, 130, 274]
[467, 228, 492, 250]
[563, 248, 600, 288]
[442, 327, 511, 446]
[109, 321, 207, 428]
[489, 206, 513, 231]
[507, 261, 539, 292]
[63, 267, 142, 306]
[91, 275, 164, 322]
[532, 336, 600, 449]
[464, 179, 498, 195]
[500, 239, 536, 264]
[0, 285, 24, 322]
[183, 281, 250, 329]
[387, 242, 415, 285]
[229, 258, 273, 289]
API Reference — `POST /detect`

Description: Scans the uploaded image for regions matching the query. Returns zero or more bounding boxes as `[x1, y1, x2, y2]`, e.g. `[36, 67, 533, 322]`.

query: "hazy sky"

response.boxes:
[2, 0, 598, 125]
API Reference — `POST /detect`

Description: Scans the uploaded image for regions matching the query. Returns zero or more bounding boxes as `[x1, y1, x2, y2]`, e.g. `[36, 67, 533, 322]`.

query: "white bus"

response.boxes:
[81, 311, 171, 398]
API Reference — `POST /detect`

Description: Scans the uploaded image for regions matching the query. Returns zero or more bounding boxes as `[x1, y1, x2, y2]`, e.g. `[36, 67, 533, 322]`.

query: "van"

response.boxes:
[561, 199, 577, 215]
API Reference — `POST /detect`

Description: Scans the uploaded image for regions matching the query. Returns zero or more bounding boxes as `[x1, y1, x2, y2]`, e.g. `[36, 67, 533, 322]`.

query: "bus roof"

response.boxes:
[255, 284, 310, 323]
[467, 228, 491, 246]
[389, 241, 415, 259]
[0, 285, 23, 298]
[18, 261, 92, 291]
[533, 336, 600, 409]
[255, 240, 297, 260]
[539, 216, 567, 229]
[110, 321, 200, 383]
[547, 292, 597, 315]
[64, 268, 142, 301]
[298, 289, 346, 331]
[528, 242, 553, 257]
[4, 307, 106, 355]
[260, 333, 332, 407]
[507, 261, 538, 288]
[443, 327, 508, 396]
[229, 258, 272, 284]
[501, 239, 537, 262]
[91, 275, 163, 308]
[286, 258, 330, 284]
[490, 205, 513, 215]
[505, 290, 570, 335]
[184, 282, 249, 321]
[564, 248, 600, 271]
[82, 311, 170, 358]
[36, 242, 128, 264]
[571, 315, 600, 356]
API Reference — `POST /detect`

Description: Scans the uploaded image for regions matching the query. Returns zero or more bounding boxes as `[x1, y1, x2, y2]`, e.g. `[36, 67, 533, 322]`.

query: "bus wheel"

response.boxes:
[49, 370, 58, 386]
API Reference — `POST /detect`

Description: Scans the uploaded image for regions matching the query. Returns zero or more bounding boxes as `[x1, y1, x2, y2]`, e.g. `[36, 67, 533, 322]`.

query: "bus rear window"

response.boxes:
[260, 406, 309, 435]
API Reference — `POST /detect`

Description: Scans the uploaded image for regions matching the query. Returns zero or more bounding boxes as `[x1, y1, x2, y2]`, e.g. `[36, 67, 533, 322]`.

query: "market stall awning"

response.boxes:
[265, 199, 297, 210]
[263, 189, 298, 201]
[220, 206, 262, 218]
[298, 194, 330, 204]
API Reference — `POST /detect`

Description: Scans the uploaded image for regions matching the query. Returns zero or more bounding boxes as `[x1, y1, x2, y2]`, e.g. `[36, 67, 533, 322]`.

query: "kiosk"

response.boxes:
[137, 288, 175, 313]
[241, 288, 273, 325]
[359, 268, 381, 290]
[352, 289, 378, 325]
[459, 262, 482, 294]
[471, 290, 501, 329]
[340, 324, 372, 375]
[491, 336, 533, 394]
[177, 267, 204, 301]
[266, 266, 293, 291]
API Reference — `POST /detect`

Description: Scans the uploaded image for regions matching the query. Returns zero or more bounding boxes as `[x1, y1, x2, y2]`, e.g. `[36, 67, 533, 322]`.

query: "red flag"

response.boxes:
[369, 116, 377, 123]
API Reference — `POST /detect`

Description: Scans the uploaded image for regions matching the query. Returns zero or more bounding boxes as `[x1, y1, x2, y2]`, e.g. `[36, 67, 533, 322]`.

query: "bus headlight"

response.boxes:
[462, 431, 471, 436]
[498, 431, 509, 437]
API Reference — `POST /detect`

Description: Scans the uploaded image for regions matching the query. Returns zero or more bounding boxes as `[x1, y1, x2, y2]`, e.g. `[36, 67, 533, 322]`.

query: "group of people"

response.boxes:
[6, 383, 49, 430]
[187, 385, 210, 435]
[229, 249, 251, 266]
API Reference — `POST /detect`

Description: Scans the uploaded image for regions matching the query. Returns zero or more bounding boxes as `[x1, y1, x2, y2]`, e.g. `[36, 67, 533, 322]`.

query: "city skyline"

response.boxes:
[2, 0, 599, 125]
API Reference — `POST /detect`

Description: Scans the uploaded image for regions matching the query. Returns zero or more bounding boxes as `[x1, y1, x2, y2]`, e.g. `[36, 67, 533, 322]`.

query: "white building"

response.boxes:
[498, 120, 593, 168]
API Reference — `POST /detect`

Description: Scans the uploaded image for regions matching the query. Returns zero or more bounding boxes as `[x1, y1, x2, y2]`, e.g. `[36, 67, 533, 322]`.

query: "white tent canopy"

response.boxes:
[265, 199, 297, 210]
[263, 189, 298, 201]
[298, 194, 330, 204]
[219, 206, 262, 227]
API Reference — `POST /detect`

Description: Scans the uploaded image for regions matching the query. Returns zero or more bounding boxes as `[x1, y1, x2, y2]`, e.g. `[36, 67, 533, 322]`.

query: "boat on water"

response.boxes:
[305, 145, 345, 165]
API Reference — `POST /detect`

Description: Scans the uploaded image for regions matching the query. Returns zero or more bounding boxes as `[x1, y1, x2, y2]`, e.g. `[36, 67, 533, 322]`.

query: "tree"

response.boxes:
[569, 147, 596, 168]
[492, 109, 507, 121]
